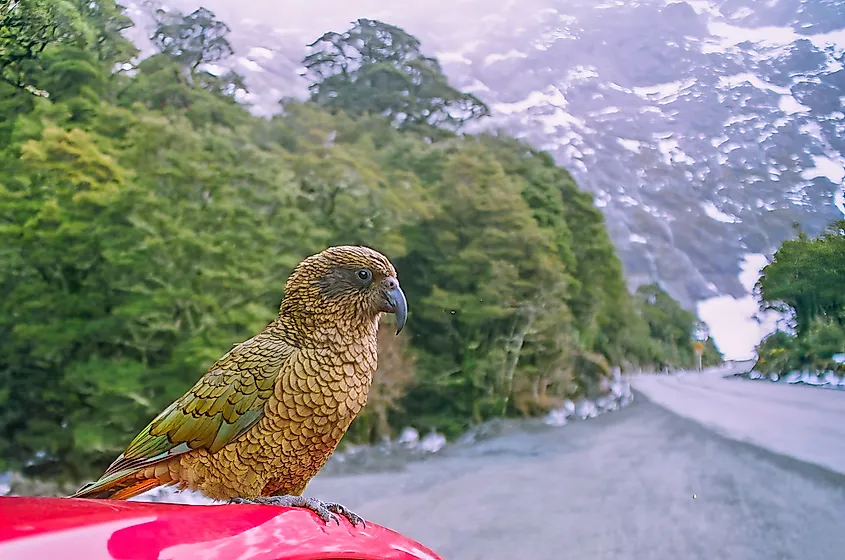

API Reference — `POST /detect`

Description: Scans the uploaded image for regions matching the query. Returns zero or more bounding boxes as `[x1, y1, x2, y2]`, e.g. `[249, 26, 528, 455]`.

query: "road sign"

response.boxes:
[692, 341, 704, 372]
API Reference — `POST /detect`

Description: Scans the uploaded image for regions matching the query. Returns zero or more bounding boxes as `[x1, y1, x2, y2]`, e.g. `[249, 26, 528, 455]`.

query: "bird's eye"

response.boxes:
[356, 268, 372, 283]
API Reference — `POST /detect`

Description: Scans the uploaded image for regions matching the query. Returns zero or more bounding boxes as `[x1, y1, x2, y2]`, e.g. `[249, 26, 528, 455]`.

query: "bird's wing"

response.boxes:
[74, 334, 295, 496]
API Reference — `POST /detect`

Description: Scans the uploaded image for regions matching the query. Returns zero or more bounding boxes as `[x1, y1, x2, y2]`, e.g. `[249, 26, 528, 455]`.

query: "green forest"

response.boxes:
[0, 2, 721, 482]
[754, 221, 845, 375]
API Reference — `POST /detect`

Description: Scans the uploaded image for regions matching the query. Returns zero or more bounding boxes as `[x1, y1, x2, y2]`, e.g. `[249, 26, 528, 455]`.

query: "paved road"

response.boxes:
[308, 373, 845, 559]
[633, 367, 845, 475]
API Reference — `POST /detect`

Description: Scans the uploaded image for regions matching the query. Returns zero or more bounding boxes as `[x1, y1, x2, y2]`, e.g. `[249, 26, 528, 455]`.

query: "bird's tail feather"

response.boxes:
[70, 471, 162, 501]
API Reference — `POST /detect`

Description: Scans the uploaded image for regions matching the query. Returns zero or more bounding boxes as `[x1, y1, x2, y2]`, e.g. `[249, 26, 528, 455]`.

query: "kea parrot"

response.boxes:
[70, 246, 408, 526]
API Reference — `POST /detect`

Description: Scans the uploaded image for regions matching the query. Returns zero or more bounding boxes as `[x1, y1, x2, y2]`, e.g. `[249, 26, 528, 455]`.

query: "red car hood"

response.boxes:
[0, 496, 442, 560]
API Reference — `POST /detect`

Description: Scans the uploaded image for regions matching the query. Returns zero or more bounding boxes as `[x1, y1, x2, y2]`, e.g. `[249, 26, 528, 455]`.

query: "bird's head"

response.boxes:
[280, 246, 408, 336]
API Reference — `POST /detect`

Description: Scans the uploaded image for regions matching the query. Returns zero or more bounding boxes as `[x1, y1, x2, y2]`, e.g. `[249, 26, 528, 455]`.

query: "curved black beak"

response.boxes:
[383, 280, 408, 335]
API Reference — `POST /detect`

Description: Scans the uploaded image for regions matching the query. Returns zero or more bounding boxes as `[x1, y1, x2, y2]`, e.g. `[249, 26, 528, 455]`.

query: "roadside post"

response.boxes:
[692, 321, 709, 373]
[692, 341, 704, 372]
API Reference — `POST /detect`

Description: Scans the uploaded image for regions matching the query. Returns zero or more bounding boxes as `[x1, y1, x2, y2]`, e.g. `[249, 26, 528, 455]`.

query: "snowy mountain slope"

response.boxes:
[124, 0, 845, 355]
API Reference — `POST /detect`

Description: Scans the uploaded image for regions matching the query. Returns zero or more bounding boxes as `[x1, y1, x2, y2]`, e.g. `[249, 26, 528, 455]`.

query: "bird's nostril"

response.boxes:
[385, 278, 397, 289]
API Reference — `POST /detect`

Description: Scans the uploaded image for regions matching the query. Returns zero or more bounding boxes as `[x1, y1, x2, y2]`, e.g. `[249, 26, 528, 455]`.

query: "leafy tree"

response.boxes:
[151, 7, 233, 74]
[634, 284, 722, 369]
[757, 220, 845, 334]
[303, 18, 489, 132]
[72, 0, 137, 65]
[0, 122, 144, 477]
[0, 0, 134, 91]
[117, 7, 246, 126]
[754, 220, 845, 373]
[0, 0, 90, 89]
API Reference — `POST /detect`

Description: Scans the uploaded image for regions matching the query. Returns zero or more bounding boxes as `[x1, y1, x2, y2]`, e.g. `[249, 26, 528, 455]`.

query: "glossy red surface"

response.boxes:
[0, 497, 443, 560]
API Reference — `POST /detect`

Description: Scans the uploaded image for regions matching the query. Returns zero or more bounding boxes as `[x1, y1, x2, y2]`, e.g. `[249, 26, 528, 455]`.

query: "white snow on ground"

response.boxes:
[686, 0, 721, 16]
[492, 87, 591, 139]
[730, 7, 753, 19]
[710, 134, 729, 147]
[617, 138, 642, 152]
[632, 78, 696, 100]
[707, 22, 845, 56]
[238, 57, 264, 72]
[697, 254, 784, 360]
[836, 187, 845, 217]
[463, 79, 490, 93]
[436, 51, 472, 64]
[564, 65, 599, 83]
[484, 49, 528, 65]
[717, 73, 790, 94]
[801, 154, 845, 183]
[656, 137, 694, 166]
[800, 155, 845, 217]
[419, 431, 447, 453]
[702, 201, 740, 223]
[202, 64, 226, 76]
[629, 233, 647, 244]
[247, 47, 273, 60]
[494, 87, 569, 114]
[799, 121, 825, 143]
[778, 95, 810, 115]
[594, 106, 620, 115]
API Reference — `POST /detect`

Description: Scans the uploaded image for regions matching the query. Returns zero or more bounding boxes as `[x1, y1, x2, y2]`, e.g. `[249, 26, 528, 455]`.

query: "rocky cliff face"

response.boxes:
[125, 0, 845, 315]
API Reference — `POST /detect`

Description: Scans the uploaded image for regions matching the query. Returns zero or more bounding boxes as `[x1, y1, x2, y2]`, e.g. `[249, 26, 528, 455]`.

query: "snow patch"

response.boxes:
[687, 1, 721, 16]
[698, 254, 783, 360]
[778, 95, 810, 114]
[632, 78, 696, 100]
[730, 7, 753, 19]
[247, 47, 273, 60]
[533, 26, 577, 51]
[484, 49, 528, 66]
[463, 79, 490, 93]
[702, 201, 740, 223]
[238, 57, 264, 72]
[594, 106, 620, 115]
[629, 234, 647, 244]
[594, 191, 610, 208]
[617, 138, 642, 152]
[707, 22, 845, 60]
[710, 135, 729, 147]
[493, 87, 589, 136]
[800, 155, 845, 184]
[494, 87, 568, 114]
[565, 65, 599, 83]
[717, 73, 790, 94]
[436, 51, 472, 64]
[799, 121, 825, 143]
[202, 64, 225, 76]
[656, 137, 695, 166]
[835, 187, 845, 217]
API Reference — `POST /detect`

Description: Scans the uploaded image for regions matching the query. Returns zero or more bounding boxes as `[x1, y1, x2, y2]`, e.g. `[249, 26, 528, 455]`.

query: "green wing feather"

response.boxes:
[73, 333, 295, 496]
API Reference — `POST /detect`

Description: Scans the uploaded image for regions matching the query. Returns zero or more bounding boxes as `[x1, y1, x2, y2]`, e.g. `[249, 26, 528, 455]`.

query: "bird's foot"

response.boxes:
[229, 495, 365, 527]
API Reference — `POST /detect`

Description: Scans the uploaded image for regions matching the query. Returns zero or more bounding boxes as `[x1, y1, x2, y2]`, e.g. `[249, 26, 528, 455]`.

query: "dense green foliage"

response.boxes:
[0, 3, 716, 479]
[633, 284, 721, 370]
[754, 221, 845, 373]
[303, 18, 489, 132]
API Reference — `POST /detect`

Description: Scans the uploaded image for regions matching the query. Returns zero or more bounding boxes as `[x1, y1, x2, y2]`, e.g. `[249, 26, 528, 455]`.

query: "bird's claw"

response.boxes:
[228, 495, 365, 527]
[324, 501, 366, 528]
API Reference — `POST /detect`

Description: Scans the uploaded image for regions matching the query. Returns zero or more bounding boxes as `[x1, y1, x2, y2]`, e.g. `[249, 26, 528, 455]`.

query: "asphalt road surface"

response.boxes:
[308, 369, 845, 560]
[633, 367, 845, 476]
